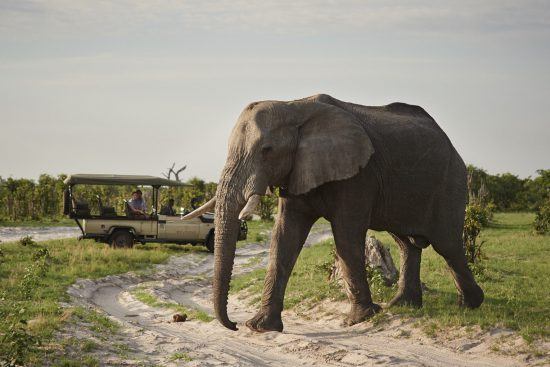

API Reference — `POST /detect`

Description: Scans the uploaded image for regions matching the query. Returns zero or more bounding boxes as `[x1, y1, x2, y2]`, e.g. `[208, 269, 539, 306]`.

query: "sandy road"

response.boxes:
[0, 226, 79, 243]
[66, 229, 529, 367]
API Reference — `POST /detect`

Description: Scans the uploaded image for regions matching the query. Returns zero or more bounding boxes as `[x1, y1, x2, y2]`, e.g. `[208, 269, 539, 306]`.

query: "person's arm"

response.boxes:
[129, 200, 145, 214]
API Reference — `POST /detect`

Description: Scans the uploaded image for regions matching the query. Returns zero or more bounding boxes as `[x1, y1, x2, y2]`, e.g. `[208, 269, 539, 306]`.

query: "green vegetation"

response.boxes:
[0, 237, 199, 366]
[467, 166, 549, 212]
[231, 240, 345, 309]
[534, 199, 550, 234]
[131, 287, 213, 322]
[0, 218, 76, 227]
[0, 174, 217, 223]
[462, 205, 486, 276]
[463, 174, 494, 274]
[50, 307, 120, 367]
[231, 213, 549, 341]
[2, 167, 547, 224]
[259, 189, 279, 220]
[237, 219, 273, 248]
[52, 355, 100, 367]
[170, 352, 193, 362]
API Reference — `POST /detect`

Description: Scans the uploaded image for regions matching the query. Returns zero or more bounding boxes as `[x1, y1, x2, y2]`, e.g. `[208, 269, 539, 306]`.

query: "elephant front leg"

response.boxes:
[388, 234, 423, 308]
[246, 199, 316, 333]
[332, 223, 382, 326]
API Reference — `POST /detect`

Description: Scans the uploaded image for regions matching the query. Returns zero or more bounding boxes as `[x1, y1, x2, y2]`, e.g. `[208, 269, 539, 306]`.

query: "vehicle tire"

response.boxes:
[205, 232, 215, 253]
[110, 230, 134, 249]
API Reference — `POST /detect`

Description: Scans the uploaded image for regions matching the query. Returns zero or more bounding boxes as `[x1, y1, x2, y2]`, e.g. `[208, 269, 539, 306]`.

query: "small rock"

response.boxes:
[173, 313, 187, 322]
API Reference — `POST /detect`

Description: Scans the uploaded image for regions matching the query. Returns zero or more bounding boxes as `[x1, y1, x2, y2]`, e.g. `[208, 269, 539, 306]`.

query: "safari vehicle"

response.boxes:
[62, 174, 247, 252]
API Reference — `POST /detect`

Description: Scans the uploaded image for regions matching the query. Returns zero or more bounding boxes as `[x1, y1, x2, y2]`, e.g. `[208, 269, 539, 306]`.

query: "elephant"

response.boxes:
[184, 94, 484, 332]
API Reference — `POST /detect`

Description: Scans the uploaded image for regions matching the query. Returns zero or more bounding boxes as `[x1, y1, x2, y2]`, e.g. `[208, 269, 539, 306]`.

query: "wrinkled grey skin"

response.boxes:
[213, 94, 484, 332]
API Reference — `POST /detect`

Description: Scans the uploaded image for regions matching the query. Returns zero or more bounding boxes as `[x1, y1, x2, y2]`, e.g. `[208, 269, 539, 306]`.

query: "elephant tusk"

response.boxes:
[181, 197, 216, 220]
[238, 194, 261, 220]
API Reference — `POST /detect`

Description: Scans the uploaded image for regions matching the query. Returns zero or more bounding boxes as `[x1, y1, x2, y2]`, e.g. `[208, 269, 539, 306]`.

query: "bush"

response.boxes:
[0, 247, 52, 366]
[365, 265, 392, 299]
[466, 202, 493, 227]
[533, 200, 550, 234]
[254, 232, 267, 243]
[18, 236, 36, 247]
[463, 204, 486, 275]
[258, 190, 278, 221]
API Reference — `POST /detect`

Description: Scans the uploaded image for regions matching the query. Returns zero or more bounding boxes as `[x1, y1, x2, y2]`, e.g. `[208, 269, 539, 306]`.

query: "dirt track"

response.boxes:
[66, 229, 532, 366]
[0, 226, 79, 243]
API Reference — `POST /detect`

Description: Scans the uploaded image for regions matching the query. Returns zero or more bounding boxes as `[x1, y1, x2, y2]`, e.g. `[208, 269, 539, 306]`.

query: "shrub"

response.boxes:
[466, 202, 492, 227]
[365, 265, 391, 299]
[254, 232, 267, 243]
[0, 247, 52, 366]
[316, 248, 336, 279]
[18, 236, 36, 247]
[533, 200, 550, 234]
[259, 194, 278, 221]
[467, 168, 494, 226]
[463, 204, 486, 276]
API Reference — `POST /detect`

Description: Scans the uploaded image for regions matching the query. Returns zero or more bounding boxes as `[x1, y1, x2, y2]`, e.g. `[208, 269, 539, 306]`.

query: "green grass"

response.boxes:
[231, 239, 344, 309]
[71, 306, 120, 334]
[131, 287, 213, 322]
[237, 217, 330, 249]
[237, 219, 274, 247]
[49, 307, 120, 366]
[170, 352, 193, 362]
[0, 218, 76, 227]
[0, 237, 204, 365]
[231, 213, 549, 341]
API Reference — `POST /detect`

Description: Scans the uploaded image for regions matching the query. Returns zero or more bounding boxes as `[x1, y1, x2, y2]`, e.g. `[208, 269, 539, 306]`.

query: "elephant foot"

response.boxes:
[245, 311, 283, 333]
[458, 284, 484, 309]
[343, 303, 382, 327]
[387, 289, 422, 308]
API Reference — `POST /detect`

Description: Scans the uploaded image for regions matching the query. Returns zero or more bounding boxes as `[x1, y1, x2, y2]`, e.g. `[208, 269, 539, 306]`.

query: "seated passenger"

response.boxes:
[128, 189, 148, 218]
[160, 198, 176, 216]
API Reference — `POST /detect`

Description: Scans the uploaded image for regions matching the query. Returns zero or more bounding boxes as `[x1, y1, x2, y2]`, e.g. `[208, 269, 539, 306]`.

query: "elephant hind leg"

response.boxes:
[331, 222, 381, 326]
[430, 234, 484, 308]
[387, 234, 423, 308]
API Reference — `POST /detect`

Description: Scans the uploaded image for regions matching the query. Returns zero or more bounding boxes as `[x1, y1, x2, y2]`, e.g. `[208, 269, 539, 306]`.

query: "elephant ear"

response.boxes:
[288, 103, 375, 195]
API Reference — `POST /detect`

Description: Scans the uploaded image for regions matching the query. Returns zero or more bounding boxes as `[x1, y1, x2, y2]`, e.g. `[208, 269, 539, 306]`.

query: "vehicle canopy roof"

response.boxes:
[64, 174, 190, 187]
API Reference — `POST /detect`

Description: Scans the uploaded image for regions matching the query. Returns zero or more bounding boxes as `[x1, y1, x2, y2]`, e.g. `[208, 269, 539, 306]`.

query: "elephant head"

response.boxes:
[184, 95, 375, 330]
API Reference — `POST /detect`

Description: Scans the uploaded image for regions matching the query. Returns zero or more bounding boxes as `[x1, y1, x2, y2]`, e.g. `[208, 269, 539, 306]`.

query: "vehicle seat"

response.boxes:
[124, 200, 132, 217]
[97, 195, 116, 217]
[71, 197, 91, 218]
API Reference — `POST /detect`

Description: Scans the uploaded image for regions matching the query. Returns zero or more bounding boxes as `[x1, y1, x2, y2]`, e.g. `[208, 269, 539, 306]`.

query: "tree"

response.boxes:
[486, 173, 525, 211]
[162, 163, 187, 181]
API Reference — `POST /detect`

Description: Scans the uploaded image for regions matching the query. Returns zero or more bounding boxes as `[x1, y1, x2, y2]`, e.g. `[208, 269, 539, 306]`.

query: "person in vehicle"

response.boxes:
[128, 190, 148, 217]
[160, 198, 176, 216]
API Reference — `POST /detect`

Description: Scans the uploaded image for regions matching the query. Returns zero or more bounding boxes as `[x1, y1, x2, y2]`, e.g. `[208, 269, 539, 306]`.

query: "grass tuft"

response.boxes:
[170, 352, 193, 362]
[131, 288, 213, 322]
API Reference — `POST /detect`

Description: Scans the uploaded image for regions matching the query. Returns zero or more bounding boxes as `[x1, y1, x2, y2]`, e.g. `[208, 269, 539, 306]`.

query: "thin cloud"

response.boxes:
[1, 0, 549, 39]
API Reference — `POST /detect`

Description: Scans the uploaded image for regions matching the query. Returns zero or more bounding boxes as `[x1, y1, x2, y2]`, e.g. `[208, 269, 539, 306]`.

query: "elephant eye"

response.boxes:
[261, 145, 273, 156]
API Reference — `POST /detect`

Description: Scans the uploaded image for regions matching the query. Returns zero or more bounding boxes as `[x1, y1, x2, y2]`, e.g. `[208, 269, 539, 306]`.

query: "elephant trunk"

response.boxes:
[212, 167, 247, 331]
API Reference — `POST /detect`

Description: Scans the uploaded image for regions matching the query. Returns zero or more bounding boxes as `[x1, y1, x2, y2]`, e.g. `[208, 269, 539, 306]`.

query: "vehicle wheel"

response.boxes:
[205, 232, 215, 253]
[110, 230, 134, 249]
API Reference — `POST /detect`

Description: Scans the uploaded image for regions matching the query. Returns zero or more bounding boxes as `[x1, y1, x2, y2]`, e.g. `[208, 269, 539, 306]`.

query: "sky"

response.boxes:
[1, 0, 549, 182]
